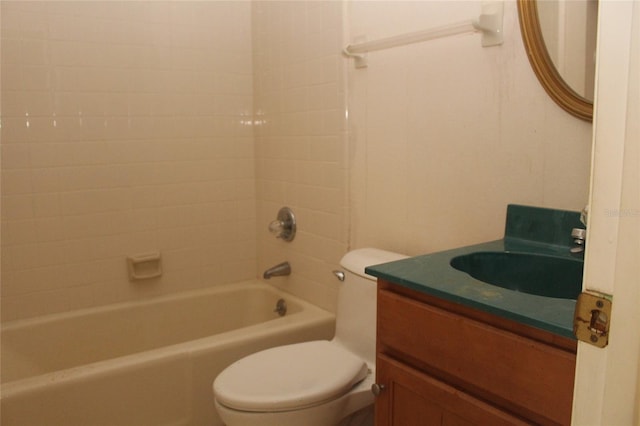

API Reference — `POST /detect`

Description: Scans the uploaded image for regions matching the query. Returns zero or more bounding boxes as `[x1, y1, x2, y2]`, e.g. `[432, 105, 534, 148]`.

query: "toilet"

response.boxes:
[212, 248, 407, 426]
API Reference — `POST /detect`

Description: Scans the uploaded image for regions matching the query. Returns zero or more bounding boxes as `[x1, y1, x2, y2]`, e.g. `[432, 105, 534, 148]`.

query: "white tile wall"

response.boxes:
[1, 1, 256, 321]
[253, 0, 348, 313]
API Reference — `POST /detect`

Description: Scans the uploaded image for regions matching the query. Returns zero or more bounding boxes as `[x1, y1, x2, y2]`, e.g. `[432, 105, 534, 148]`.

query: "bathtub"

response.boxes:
[0, 281, 335, 426]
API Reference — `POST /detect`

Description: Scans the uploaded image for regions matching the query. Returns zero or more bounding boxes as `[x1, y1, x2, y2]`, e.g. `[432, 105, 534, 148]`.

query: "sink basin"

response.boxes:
[450, 252, 583, 299]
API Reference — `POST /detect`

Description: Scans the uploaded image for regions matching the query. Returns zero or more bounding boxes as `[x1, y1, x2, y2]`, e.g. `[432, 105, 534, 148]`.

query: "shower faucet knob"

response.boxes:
[268, 207, 296, 242]
[268, 220, 284, 235]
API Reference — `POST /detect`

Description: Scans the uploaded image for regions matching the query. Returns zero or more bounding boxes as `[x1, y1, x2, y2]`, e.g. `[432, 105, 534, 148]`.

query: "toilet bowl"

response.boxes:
[212, 248, 407, 426]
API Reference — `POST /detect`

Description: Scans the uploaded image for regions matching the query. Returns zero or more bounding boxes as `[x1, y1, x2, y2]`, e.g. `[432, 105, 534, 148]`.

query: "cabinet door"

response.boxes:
[377, 288, 575, 424]
[375, 355, 528, 426]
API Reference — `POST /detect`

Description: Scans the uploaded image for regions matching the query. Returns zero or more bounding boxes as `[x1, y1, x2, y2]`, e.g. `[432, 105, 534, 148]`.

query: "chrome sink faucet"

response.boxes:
[570, 228, 587, 253]
[570, 206, 588, 254]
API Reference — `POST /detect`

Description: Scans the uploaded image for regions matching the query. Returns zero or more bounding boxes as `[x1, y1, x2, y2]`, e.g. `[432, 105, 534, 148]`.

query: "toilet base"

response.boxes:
[337, 405, 374, 426]
[214, 372, 374, 426]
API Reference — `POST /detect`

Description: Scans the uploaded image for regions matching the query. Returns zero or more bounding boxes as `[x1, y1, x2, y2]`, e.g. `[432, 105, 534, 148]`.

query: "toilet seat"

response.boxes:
[213, 340, 369, 413]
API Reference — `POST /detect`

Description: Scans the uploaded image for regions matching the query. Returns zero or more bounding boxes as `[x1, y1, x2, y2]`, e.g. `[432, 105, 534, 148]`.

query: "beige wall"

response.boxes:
[1, 1, 255, 320]
[347, 0, 592, 256]
[252, 1, 348, 312]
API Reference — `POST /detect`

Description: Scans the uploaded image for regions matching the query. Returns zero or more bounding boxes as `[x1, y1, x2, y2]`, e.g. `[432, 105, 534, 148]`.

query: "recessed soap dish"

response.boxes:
[127, 252, 162, 281]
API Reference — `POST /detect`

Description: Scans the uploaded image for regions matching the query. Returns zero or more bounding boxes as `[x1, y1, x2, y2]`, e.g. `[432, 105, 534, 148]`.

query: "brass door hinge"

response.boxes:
[574, 291, 612, 348]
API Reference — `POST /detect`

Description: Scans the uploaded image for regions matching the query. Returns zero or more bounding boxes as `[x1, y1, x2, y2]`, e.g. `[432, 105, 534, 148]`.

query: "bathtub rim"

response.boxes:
[1, 280, 336, 391]
[1, 280, 315, 330]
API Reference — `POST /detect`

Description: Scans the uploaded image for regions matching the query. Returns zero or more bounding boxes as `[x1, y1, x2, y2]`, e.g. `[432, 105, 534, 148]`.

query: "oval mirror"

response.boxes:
[517, 0, 597, 122]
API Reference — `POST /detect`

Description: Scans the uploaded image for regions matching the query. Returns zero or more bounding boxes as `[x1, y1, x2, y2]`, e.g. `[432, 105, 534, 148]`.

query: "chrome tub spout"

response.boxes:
[263, 262, 291, 279]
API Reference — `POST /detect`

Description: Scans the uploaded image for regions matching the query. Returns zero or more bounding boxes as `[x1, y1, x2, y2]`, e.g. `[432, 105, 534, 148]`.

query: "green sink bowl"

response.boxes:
[450, 252, 583, 300]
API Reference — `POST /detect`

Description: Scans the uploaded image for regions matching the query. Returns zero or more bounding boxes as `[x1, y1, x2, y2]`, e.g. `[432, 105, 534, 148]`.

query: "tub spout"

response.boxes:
[263, 262, 291, 279]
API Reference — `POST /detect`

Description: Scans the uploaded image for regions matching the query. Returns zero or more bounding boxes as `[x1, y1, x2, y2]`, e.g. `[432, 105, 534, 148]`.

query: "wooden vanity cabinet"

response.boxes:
[375, 280, 577, 426]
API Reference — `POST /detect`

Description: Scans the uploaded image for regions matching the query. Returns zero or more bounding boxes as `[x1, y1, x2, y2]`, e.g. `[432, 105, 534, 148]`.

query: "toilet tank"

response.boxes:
[334, 248, 408, 365]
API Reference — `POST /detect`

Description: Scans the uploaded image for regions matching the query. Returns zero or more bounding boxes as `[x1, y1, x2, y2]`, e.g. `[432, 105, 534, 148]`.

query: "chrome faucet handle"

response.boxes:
[268, 207, 296, 242]
[570, 228, 587, 253]
[268, 219, 284, 234]
[572, 228, 587, 241]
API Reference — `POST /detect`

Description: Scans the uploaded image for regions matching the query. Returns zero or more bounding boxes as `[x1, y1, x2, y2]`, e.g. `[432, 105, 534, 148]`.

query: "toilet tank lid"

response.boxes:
[340, 248, 408, 280]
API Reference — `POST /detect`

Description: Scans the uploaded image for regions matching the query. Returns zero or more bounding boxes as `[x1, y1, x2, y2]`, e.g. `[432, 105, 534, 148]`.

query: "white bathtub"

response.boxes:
[0, 281, 335, 426]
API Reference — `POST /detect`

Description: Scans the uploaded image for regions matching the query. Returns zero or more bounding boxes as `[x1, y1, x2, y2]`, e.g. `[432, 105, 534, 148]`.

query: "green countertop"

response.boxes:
[365, 205, 585, 340]
[366, 239, 579, 339]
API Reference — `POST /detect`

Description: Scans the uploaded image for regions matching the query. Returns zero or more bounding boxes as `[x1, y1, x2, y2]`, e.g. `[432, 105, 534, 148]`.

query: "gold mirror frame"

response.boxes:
[517, 0, 593, 122]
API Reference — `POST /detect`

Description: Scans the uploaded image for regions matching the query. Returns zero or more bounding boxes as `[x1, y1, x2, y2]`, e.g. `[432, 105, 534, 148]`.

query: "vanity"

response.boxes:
[366, 205, 584, 425]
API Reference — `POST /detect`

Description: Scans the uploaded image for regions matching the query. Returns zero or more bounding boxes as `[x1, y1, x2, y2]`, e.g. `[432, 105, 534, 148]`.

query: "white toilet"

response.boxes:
[212, 248, 407, 426]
